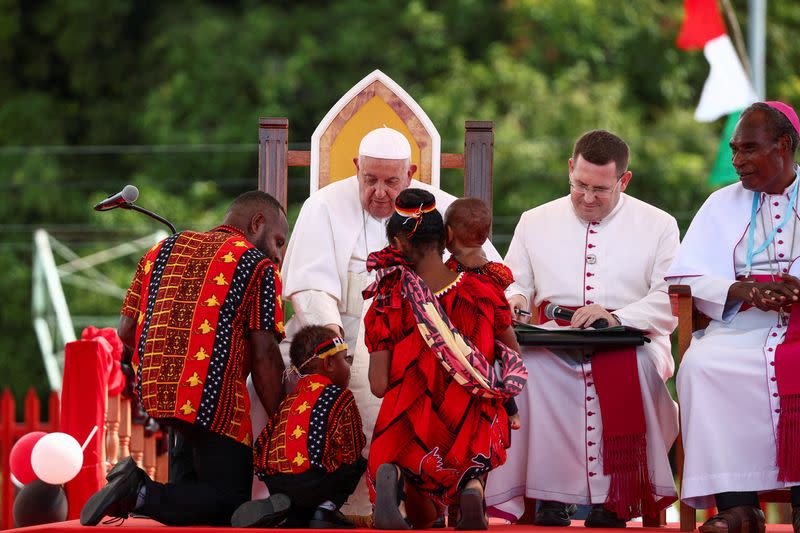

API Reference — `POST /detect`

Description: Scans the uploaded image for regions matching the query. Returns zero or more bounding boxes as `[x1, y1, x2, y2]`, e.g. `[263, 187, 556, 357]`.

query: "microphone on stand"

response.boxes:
[544, 302, 609, 329]
[93, 184, 176, 234]
[93, 185, 139, 211]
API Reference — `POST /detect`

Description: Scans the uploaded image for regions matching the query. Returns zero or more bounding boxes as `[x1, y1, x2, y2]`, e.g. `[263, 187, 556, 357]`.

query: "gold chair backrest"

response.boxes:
[309, 69, 440, 193]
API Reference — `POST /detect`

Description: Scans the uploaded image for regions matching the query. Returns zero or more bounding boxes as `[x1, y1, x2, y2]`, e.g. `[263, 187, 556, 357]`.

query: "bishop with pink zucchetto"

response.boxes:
[667, 101, 800, 533]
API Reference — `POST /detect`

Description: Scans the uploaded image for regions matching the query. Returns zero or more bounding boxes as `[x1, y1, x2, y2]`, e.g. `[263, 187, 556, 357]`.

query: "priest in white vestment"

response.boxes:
[485, 130, 679, 527]
[251, 127, 500, 515]
[667, 102, 800, 533]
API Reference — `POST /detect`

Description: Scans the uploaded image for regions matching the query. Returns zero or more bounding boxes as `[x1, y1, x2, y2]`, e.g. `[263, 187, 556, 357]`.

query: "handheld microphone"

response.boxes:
[94, 185, 139, 211]
[544, 302, 609, 329]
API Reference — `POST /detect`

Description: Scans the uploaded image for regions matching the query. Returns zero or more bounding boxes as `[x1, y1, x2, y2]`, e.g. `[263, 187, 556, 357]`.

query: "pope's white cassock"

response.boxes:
[251, 174, 500, 513]
[667, 176, 800, 509]
[485, 193, 680, 516]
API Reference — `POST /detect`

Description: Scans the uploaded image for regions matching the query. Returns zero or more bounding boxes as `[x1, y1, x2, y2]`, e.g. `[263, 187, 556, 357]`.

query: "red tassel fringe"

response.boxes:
[603, 434, 658, 520]
[777, 394, 800, 482]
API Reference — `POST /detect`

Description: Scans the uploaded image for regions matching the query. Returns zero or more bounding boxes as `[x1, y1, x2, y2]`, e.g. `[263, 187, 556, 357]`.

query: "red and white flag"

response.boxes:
[677, 0, 758, 122]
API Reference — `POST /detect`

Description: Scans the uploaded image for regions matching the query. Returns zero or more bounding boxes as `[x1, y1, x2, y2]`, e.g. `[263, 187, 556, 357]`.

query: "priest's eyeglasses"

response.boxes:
[569, 179, 621, 199]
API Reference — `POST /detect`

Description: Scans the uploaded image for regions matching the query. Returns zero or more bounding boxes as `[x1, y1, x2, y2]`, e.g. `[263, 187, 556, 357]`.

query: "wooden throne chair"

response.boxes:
[255, 69, 494, 209]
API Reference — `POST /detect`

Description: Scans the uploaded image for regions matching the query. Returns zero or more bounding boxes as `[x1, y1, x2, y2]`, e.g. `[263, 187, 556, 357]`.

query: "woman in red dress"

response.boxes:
[364, 188, 525, 530]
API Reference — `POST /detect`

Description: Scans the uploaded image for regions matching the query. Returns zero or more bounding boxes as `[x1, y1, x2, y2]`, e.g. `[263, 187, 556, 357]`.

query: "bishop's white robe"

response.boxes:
[667, 179, 800, 509]
[249, 176, 500, 512]
[485, 194, 680, 515]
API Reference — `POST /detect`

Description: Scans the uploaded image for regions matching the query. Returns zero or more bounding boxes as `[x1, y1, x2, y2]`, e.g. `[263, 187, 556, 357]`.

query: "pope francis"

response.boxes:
[250, 127, 500, 515]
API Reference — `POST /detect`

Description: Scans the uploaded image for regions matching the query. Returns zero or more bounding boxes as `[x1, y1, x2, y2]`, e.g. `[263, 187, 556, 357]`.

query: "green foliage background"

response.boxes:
[2, 0, 799, 401]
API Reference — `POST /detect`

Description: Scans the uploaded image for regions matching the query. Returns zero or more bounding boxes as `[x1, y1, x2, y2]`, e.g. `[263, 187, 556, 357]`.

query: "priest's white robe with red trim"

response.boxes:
[485, 194, 679, 515]
[667, 179, 800, 509]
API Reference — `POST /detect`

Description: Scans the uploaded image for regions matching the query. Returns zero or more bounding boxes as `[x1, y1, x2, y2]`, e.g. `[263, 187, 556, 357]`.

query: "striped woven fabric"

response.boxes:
[364, 248, 527, 400]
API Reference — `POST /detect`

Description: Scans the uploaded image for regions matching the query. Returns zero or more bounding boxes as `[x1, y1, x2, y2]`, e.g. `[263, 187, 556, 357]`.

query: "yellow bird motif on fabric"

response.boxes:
[186, 372, 202, 387]
[290, 425, 306, 440]
[137, 311, 144, 325]
[144, 260, 153, 275]
[234, 240, 248, 248]
[308, 381, 324, 392]
[205, 295, 220, 307]
[212, 273, 228, 286]
[242, 434, 251, 446]
[292, 452, 308, 467]
[277, 321, 285, 334]
[193, 347, 209, 360]
[295, 401, 311, 414]
[197, 319, 214, 334]
[179, 400, 196, 415]
[221, 252, 236, 263]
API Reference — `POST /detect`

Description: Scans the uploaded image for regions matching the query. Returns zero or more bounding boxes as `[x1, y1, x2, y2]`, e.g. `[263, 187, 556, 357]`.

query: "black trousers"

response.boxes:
[138, 419, 252, 526]
[264, 457, 367, 513]
[716, 487, 800, 510]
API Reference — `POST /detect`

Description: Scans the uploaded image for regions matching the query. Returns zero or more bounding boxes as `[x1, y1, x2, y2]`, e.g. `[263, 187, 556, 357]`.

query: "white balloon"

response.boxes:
[31, 432, 83, 485]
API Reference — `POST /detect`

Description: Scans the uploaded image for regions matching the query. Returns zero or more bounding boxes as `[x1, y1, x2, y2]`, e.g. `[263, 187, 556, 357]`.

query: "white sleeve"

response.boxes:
[671, 275, 739, 323]
[614, 218, 679, 335]
[289, 290, 343, 329]
[503, 215, 534, 308]
[281, 195, 342, 301]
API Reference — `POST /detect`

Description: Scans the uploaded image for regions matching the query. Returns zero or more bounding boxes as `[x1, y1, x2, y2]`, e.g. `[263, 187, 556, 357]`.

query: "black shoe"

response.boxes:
[534, 501, 577, 527]
[230, 494, 292, 528]
[105, 457, 135, 482]
[374, 463, 411, 530]
[80, 458, 145, 526]
[308, 508, 356, 529]
[585, 505, 627, 528]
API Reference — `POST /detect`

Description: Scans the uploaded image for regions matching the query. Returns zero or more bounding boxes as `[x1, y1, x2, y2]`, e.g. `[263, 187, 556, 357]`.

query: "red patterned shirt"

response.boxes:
[121, 225, 284, 445]
[253, 374, 365, 477]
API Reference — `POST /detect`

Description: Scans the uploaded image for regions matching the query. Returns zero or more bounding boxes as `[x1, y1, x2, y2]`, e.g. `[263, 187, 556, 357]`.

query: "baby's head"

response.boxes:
[444, 197, 492, 253]
[289, 325, 351, 388]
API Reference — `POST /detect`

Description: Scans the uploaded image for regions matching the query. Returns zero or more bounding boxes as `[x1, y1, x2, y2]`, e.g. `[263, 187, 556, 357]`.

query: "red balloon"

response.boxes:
[10, 432, 47, 485]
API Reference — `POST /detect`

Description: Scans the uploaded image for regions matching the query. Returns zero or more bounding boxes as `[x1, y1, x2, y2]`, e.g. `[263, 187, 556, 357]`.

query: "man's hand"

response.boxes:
[250, 331, 286, 419]
[780, 272, 800, 295]
[570, 304, 620, 329]
[508, 294, 530, 323]
[729, 277, 800, 312]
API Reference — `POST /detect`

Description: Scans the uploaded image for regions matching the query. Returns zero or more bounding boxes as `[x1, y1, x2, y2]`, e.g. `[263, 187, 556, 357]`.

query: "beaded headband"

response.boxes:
[292, 336, 348, 375]
[395, 200, 436, 238]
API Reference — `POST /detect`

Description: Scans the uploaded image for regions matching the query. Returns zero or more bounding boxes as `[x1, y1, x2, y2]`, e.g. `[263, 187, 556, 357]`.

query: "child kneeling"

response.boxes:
[232, 326, 367, 528]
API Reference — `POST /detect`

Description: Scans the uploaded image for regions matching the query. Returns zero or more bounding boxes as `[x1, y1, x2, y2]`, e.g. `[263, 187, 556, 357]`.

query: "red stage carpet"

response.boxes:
[9, 518, 796, 533]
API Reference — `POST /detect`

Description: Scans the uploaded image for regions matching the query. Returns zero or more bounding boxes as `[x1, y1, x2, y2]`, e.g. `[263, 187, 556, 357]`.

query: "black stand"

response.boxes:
[119, 202, 177, 235]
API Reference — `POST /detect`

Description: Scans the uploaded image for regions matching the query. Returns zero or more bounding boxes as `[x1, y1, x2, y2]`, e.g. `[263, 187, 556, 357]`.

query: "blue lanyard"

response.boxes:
[745, 169, 800, 275]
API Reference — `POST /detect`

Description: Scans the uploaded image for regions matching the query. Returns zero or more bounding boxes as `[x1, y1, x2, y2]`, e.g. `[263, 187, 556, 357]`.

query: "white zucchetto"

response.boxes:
[358, 127, 411, 160]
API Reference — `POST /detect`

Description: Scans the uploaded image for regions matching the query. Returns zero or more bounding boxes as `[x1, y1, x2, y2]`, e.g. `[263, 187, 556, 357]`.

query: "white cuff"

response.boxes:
[290, 290, 342, 328]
